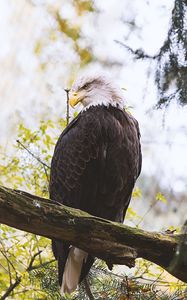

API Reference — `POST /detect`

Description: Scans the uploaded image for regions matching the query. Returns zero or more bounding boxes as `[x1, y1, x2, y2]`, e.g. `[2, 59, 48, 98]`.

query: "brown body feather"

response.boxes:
[49, 104, 141, 292]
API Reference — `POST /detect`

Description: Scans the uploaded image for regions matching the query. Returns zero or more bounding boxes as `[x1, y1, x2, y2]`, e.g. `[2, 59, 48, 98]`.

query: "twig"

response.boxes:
[16, 139, 50, 183]
[1, 277, 21, 300]
[0, 262, 9, 273]
[64, 88, 70, 126]
[16, 140, 50, 169]
[114, 40, 159, 60]
[27, 250, 42, 272]
[34, 235, 42, 264]
[0, 245, 18, 278]
[83, 278, 95, 300]
[126, 275, 131, 299]
[136, 198, 160, 226]
[0, 244, 12, 286]
[28, 259, 55, 271]
[0, 250, 54, 299]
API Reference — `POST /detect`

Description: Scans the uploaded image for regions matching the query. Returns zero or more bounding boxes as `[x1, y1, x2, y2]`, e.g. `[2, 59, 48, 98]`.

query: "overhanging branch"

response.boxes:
[0, 185, 186, 282]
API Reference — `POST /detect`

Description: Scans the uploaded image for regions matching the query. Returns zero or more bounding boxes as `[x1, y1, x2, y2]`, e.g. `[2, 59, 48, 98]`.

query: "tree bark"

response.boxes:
[0, 185, 186, 282]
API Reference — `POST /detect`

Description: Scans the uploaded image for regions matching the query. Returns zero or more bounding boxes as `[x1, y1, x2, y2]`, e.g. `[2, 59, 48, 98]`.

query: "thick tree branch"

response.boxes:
[0, 185, 186, 282]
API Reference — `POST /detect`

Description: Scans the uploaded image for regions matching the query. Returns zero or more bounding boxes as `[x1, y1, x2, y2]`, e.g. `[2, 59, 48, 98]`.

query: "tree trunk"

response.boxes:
[0, 185, 186, 282]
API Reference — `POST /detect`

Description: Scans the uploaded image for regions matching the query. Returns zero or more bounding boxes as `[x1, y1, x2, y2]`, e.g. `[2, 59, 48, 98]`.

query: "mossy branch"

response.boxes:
[0, 185, 186, 282]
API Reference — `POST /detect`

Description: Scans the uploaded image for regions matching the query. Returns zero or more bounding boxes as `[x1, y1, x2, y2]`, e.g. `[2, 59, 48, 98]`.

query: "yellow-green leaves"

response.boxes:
[132, 187, 142, 199]
[156, 192, 168, 203]
[126, 207, 142, 224]
[34, 41, 42, 56]
[56, 12, 80, 41]
[73, 0, 95, 16]
[33, 0, 95, 75]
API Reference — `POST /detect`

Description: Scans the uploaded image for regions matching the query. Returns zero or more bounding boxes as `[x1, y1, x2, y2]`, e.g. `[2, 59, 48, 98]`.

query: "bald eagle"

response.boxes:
[49, 74, 142, 296]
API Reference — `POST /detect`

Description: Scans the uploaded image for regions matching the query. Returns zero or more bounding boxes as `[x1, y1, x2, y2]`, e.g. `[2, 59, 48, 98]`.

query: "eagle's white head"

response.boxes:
[69, 73, 124, 110]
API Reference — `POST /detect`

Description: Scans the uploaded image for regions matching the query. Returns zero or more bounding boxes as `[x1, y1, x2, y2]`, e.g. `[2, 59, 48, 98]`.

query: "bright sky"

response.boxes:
[0, 0, 187, 195]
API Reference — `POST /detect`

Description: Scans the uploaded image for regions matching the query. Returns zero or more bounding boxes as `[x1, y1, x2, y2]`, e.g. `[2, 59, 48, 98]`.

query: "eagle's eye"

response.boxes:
[82, 83, 90, 90]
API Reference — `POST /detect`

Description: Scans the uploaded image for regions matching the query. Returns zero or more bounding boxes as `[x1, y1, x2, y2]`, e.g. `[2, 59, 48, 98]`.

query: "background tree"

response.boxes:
[156, 0, 187, 107]
[116, 0, 187, 107]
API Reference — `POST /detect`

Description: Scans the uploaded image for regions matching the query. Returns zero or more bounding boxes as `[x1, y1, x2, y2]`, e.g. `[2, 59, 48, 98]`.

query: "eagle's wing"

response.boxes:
[49, 111, 103, 211]
[131, 115, 142, 178]
[49, 111, 103, 288]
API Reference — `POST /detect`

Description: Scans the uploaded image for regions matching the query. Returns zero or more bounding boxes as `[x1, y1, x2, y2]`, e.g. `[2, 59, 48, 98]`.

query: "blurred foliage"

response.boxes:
[73, 0, 95, 16]
[0, 118, 60, 299]
[0, 117, 187, 299]
[54, 1, 95, 68]
[155, 0, 187, 107]
[56, 12, 80, 41]
[32, 0, 95, 79]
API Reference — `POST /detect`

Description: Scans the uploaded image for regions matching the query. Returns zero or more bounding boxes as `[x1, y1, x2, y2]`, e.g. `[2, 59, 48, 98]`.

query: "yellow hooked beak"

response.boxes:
[69, 92, 81, 108]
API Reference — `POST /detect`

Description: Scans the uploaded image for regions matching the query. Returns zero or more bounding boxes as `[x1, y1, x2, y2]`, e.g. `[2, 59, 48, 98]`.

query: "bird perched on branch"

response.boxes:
[49, 73, 142, 296]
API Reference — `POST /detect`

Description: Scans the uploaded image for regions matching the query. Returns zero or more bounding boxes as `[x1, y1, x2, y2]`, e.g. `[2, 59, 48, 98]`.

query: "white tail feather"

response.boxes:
[60, 247, 88, 296]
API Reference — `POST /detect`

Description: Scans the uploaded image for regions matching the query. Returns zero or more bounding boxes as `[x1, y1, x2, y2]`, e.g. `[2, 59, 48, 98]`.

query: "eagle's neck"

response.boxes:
[82, 90, 124, 111]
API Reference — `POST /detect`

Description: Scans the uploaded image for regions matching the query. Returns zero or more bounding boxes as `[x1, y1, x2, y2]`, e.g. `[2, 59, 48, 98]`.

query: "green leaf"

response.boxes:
[156, 192, 167, 203]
